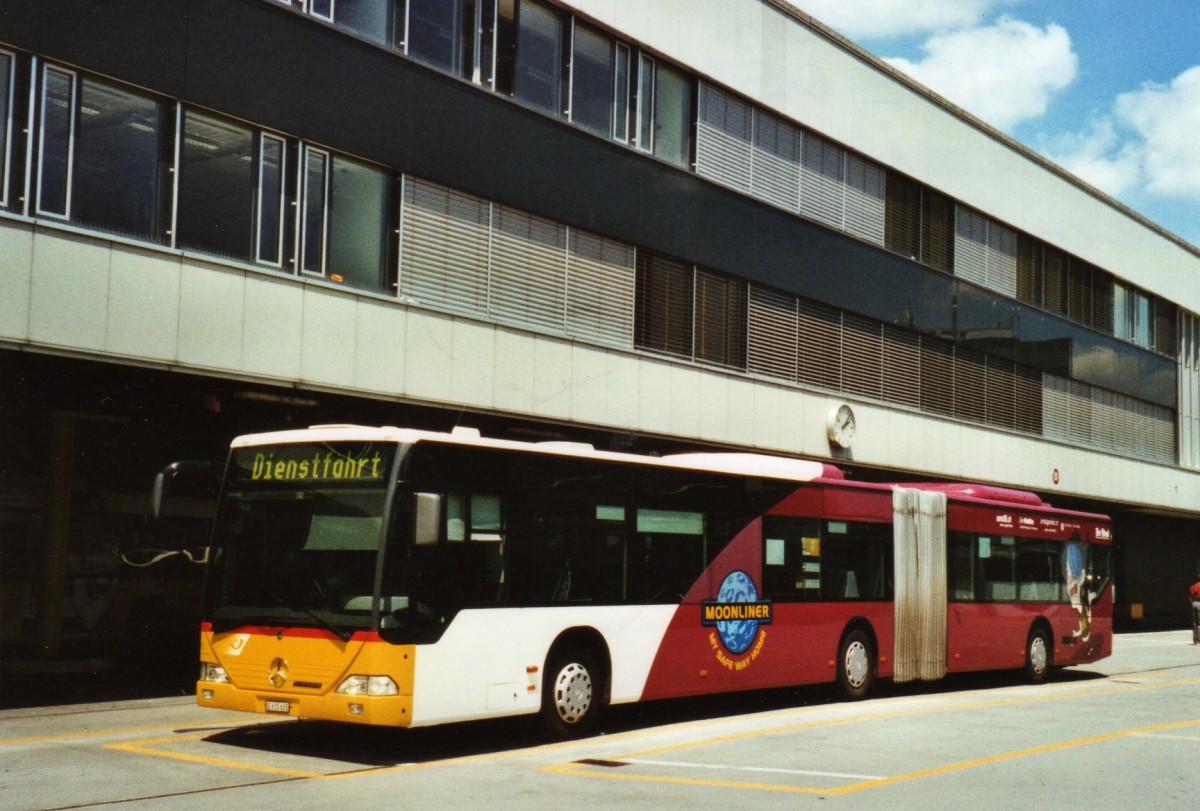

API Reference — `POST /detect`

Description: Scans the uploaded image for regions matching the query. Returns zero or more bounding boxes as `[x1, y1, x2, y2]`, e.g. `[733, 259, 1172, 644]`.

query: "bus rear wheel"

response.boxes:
[837, 629, 875, 700]
[541, 648, 603, 739]
[1025, 626, 1051, 684]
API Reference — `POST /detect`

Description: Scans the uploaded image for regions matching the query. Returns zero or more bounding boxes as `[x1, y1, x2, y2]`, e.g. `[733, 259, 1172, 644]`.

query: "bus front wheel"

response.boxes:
[837, 629, 875, 700]
[1025, 626, 1051, 684]
[541, 648, 603, 739]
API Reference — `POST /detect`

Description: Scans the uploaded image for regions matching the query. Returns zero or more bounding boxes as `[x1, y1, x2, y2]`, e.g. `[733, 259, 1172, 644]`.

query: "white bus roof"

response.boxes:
[230, 424, 842, 483]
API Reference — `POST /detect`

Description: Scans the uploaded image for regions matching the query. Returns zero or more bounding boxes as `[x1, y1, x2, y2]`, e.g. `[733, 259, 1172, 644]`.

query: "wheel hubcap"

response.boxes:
[553, 663, 593, 723]
[844, 640, 868, 688]
[1030, 636, 1047, 674]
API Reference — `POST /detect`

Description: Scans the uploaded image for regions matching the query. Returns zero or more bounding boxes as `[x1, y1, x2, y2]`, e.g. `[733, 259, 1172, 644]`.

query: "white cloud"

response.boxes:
[1048, 66, 1200, 206]
[1047, 119, 1141, 198]
[883, 19, 1077, 131]
[792, 0, 1022, 40]
[1114, 67, 1200, 200]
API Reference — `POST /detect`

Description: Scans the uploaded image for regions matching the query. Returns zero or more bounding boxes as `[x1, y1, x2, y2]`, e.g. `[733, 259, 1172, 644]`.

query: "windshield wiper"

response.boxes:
[292, 606, 353, 642]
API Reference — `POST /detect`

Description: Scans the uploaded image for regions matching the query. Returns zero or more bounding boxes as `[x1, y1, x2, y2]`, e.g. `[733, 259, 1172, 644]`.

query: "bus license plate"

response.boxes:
[265, 700, 290, 714]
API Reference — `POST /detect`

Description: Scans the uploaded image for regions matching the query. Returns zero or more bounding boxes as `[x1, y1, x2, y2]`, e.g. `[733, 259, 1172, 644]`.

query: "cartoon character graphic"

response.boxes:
[1063, 532, 1090, 641]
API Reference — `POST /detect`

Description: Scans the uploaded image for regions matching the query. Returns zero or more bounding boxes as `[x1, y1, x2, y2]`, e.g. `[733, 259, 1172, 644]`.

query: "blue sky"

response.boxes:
[790, 0, 1200, 249]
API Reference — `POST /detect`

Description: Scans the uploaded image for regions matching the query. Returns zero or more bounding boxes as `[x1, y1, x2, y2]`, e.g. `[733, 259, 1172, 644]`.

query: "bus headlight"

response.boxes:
[336, 675, 399, 696]
[200, 662, 230, 684]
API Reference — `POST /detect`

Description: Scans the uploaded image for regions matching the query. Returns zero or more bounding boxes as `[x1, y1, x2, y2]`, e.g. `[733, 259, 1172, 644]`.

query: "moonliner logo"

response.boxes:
[701, 570, 772, 655]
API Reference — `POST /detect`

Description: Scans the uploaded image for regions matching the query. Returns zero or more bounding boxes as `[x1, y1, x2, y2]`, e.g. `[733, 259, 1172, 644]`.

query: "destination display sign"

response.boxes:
[230, 443, 393, 485]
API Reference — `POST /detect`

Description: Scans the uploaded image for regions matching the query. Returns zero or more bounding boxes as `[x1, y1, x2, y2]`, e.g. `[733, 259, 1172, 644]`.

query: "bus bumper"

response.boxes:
[197, 681, 414, 727]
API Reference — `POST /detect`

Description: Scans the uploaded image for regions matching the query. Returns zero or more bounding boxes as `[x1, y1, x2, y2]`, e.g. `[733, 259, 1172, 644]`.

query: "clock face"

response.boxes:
[828, 404, 856, 448]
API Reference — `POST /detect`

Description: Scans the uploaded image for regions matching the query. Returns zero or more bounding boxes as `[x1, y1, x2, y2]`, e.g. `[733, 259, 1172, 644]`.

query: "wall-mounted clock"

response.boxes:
[826, 403, 856, 449]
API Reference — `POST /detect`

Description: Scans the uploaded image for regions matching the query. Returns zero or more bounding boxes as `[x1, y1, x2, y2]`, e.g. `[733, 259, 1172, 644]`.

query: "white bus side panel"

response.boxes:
[409, 604, 677, 727]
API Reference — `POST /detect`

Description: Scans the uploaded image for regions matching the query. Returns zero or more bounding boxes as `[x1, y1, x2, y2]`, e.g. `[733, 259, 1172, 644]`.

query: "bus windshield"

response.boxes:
[204, 442, 395, 635]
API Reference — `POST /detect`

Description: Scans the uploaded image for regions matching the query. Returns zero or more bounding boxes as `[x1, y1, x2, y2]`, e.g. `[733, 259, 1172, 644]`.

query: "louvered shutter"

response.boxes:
[399, 177, 490, 315]
[750, 110, 801, 212]
[882, 325, 921, 407]
[919, 338, 955, 416]
[953, 347, 987, 422]
[694, 269, 747, 368]
[842, 313, 882, 399]
[635, 252, 694, 358]
[800, 132, 845, 230]
[797, 300, 841, 390]
[490, 205, 567, 332]
[748, 285, 799, 380]
[566, 230, 635, 347]
[695, 82, 753, 194]
[844, 153, 885, 246]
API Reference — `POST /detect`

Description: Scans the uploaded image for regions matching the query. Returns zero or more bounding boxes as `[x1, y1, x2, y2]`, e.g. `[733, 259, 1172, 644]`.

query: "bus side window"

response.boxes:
[629, 507, 705, 602]
[1016, 539, 1062, 602]
[820, 522, 892, 601]
[948, 532, 976, 600]
[762, 517, 822, 600]
[981, 536, 1016, 601]
[443, 491, 506, 603]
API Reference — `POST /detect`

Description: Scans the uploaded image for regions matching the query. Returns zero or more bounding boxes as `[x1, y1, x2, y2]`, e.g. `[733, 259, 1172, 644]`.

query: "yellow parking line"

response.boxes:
[106, 733, 324, 779]
[0, 716, 259, 746]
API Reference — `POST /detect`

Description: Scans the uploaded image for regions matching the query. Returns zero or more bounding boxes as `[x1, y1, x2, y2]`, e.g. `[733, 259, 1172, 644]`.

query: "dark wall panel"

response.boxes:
[184, 0, 311, 135]
[39, 0, 186, 95]
[0, 0, 42, 51]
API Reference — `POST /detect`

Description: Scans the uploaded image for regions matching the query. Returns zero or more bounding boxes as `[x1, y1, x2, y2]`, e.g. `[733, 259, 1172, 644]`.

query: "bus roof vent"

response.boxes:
[537, 441, 596, 452]
[899, 483, 1045, 507]
[450, 426, 482, 439]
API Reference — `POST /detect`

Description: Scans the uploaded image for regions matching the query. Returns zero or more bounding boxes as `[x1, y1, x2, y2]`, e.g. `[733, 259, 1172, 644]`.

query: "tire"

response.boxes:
[837, 629, 875, 700]
[541, 648, 604, 739]
[1024, 626, 1052, 684]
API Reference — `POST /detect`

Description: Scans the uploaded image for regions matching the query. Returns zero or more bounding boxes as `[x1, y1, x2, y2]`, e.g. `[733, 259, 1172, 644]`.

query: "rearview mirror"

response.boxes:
[413, 492, 442, 546]
[151, 461, 219, 518]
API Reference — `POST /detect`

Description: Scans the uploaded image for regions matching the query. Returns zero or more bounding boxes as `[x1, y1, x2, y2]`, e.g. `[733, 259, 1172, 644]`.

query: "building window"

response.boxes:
[635, 250, 693, 357]
[649, 60, 692, 168]
[634, 53, 654, 153]
[1115, 282, 1156, 349]
[326, 155, 392, 291]
[38, 67, 168, 241]
[177, 110, 257, 261]
[512, 0, 566, 116]
[257, 135, 288, 266]
[36, 65, 74, 218]
[295, 146, 393, 291]
[300, 145, 330, 274]
[177, 112, 290, 268]
[569, 21, 614, 137]
[330, 0, 397, 45]
[613, 43, 631, 143]
[407, 0, 469, 74]
[884, 171, 953, 272]
[694, 269, 747, 368]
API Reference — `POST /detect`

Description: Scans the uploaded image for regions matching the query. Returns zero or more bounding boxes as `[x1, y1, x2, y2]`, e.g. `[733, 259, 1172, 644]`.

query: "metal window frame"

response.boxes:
[635, 52, 654, 153]
[613, 41, 630, 144]
[310, 0, 334, 23]
[35, 62, 76, 219]
[0, 49, 15, 210]
[256, 132, 288, 267]
[298, 143, 330, 276]
[168, 102, 182, 248]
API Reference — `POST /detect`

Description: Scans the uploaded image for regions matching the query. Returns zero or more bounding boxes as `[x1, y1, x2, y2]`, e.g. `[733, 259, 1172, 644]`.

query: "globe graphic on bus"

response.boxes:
[716, 570, 760, 654]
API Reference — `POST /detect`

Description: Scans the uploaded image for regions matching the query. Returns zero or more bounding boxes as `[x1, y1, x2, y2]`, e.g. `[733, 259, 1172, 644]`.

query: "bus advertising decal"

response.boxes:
[701, 571, 772, 670]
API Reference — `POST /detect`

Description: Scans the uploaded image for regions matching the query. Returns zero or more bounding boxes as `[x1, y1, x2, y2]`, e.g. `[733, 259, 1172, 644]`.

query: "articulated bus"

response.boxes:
[189, 425, 1111, 737]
